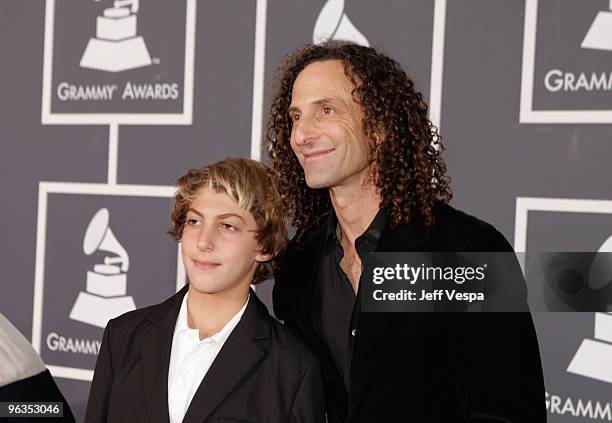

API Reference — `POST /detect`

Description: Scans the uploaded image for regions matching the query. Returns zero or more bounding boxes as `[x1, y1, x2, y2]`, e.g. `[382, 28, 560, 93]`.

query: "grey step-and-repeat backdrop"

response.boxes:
[1, 0, 611, 421]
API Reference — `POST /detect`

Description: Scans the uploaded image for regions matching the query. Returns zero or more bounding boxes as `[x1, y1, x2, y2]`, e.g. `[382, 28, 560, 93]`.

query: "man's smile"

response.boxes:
[302, 148, 335, 162]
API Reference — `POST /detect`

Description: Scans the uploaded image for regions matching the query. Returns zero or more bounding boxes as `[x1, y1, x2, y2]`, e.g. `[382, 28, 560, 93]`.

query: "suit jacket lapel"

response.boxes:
[141, 285, 188, 423]
[182, 292, 270, 423]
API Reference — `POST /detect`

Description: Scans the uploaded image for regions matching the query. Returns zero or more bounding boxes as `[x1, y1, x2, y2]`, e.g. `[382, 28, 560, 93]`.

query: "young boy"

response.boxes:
[84, 158, 325, 423]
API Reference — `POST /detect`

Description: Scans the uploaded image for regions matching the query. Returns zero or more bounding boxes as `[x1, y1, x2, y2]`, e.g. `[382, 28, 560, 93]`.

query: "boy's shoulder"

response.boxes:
[103, 288, 185, 340]
[242, 292, 319, 367]
[266, 313, 316, 359]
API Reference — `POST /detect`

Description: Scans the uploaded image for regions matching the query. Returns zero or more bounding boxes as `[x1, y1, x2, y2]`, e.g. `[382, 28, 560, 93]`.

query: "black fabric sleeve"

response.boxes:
[451, 225, 547, 422]
[83, 321, 114, 423]
[0, 370, 76, 423]
[289, 356, 326, 423]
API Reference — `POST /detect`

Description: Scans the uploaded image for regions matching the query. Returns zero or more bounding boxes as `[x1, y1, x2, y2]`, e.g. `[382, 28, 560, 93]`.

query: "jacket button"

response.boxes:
[351, 329, 357, 337]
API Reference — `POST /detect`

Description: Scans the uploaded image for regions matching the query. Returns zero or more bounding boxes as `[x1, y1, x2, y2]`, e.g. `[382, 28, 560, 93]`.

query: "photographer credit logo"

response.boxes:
[42, 0, 196, 124]
[521, 0, 612, 123]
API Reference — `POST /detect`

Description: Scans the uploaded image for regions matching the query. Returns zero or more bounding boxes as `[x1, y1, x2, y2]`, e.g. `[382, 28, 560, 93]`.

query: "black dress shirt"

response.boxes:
[316, 209, 387, 390]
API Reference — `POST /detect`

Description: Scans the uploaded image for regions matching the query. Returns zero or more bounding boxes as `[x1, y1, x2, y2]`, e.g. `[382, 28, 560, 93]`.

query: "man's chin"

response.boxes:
[304, 176, 333, 190]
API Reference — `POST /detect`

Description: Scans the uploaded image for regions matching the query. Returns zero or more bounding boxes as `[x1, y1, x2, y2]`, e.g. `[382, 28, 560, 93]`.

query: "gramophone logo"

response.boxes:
[80, 0, 152, 72]
[581, 1, 612, 51]
[69, 208, 136, 328]
[313, 0, 369, 46]
[566, 234, 612, 384]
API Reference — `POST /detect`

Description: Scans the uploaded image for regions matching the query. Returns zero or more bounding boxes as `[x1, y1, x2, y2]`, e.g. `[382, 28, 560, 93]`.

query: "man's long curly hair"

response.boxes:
[266, 41, 452, 240]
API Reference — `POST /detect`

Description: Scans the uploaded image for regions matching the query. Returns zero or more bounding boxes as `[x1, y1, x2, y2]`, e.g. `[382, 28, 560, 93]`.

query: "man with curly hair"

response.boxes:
[267, 42, 545, 422]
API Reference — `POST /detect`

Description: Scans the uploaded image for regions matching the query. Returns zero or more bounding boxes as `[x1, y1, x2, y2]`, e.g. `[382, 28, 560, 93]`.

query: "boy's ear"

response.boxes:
[255, 251, 273, 263]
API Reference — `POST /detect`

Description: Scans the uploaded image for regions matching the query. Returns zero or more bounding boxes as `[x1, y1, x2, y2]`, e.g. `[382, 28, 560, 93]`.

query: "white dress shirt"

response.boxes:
[167, 293, 248, 423]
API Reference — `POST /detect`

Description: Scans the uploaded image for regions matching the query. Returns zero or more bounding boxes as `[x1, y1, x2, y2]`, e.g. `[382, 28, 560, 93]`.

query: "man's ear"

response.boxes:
[372, 127, 385, 147]
[255, 251, 273, 263]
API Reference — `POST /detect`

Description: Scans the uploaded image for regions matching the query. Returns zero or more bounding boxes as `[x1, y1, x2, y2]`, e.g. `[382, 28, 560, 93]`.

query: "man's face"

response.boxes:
[289, 59, 372, 190]
[180, 187, 269, 298]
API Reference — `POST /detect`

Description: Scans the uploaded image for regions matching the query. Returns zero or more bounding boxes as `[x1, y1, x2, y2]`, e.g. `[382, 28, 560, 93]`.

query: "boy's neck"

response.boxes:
[186, 284, 250, 340]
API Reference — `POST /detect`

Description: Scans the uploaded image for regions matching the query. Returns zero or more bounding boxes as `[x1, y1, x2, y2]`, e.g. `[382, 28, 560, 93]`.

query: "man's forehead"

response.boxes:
[291, 60, 354, 105]
[299, 58, 345, 74]
[294, 60, 351, 86]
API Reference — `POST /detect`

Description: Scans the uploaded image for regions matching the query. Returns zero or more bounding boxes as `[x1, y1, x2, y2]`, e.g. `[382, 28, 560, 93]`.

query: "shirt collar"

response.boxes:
[324, 207, 388, 253]
[174, 291, 249, 345]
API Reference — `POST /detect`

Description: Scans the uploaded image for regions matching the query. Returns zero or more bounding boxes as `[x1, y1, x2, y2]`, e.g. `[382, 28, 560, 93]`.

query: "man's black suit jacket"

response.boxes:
[85, 286, 325, 423]
[273, 203, 547, 422]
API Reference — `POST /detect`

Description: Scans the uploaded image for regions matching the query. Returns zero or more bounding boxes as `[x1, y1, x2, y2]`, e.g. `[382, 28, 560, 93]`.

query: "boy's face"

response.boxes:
[180, 187, 270, 299]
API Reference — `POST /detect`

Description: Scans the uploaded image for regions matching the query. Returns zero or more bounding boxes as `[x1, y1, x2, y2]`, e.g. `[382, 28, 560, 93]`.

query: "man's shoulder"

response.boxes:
[414, 202, 514, 252]
[432, 202, 497, 234]
[275, 221, 326, 280]
[288, 221, 327, 252]
[272, 224, 325, 319]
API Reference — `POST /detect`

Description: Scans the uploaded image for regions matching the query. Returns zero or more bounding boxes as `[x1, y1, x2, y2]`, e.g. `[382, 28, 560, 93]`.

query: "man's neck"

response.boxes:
[329, 181, 380, 249]
[186, 284, 249, 340]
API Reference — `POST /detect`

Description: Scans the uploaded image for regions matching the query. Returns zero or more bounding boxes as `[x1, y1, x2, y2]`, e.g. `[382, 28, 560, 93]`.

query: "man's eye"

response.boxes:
[322, 106, 333, 114]
[291, 113, 300, 121]
[220, 223, 237, 231]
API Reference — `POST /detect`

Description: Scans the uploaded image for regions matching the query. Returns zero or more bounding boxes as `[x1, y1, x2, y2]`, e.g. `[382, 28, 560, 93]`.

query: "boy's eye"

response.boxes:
[291, 113, 300, 122]
[186, 218, 199, 225]
[220, 223, 237, 231]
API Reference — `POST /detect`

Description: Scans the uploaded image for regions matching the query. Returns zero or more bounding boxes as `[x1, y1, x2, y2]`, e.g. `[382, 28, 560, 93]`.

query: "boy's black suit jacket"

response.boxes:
[273, 203, 547, 423]
[84, 286, 325, 423]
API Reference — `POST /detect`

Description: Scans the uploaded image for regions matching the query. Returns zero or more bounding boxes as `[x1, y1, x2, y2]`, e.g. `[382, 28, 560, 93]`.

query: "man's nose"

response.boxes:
[196, 224, 216, 251]
[292, 115, 320, 146]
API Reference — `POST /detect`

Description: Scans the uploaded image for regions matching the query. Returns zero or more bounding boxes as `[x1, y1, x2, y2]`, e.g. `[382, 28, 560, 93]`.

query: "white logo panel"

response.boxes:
[521, 0, 612, 123]
[42, 0, 197, 124]
[515, 197, 612, 386]
[32, 182, 186, 381]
